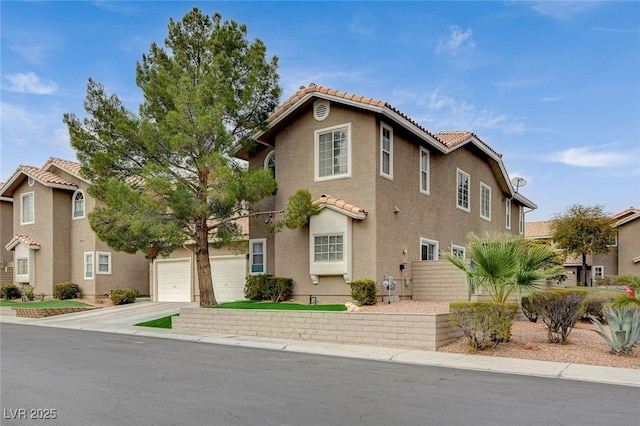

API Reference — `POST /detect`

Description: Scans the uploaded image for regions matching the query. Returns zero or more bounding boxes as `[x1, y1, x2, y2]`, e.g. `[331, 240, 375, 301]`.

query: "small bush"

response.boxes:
[585, 291, 619, 323]
[53, 282, 81, 300]
[615, 275, 640, 292]
[244, 274, 274, 300]
[529, 289, 587, 344]
[110, 288, 139, 305]
[0, 284, 22, 300]
[449, 302, 518, 352]
[521, 295, 539, 323]
[350, 279, 377, 306]
[267, 277, 294, 302]
[21, 285, 35, 301]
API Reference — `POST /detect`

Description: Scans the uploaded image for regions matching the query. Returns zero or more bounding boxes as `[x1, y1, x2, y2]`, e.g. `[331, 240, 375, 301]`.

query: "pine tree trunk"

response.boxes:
[195, 220, 217, 307]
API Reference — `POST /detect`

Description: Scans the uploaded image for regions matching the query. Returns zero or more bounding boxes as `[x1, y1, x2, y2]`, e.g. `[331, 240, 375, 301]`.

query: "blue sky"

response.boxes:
[1, 1, 639, 221]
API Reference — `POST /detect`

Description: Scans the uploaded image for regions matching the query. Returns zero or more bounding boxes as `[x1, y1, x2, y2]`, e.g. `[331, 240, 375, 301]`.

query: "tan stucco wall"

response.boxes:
[618, 218, 640, 276]
[0, 199, 14, 284]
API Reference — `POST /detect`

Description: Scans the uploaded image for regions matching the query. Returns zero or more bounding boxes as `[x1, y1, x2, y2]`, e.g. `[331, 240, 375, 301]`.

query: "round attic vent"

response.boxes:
[313, 100, 330, 121]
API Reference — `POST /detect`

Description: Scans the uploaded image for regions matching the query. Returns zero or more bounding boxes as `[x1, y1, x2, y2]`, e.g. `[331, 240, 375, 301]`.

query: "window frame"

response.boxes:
[451, 244, 466, 259]
[419, 147, 430, 195]
[519, 206, 525, 235]
[420, 238, 439, 261]
[505, 198, 512, 230]
[264, 151, 275, 179]
[456, 169, 470, 212]
[249, 238, 266, 275]
[84, 252, 94, 280]
[314, 123, 352, 182]
[593, 265, 604, 280]
[313, 233, 344, 262]
[480, 182, 491, 221]
[21, 192, 35, 225]
[96, 252, 112, 275]
[380, 122, 393, 180]
[73, 190, 85, 219]
[16, 257, 29, 275]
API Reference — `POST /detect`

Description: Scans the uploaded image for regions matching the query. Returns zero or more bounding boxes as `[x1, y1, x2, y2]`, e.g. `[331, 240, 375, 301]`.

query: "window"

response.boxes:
[505, 198, 512, 230]
[84, 252, 94, 279]
[380, 123, 393, 179]
[249, 239, 266, 274]
[451, 244, 465, 259]
[96, 252, 111, 274]
[314, 234, 344, 261]
[73, 191, 85, 219]
[456, 169, 470, 212]
[607, 234, 618, 247]
[420, 238, 439, 261]
[519, 206, 525, 235]
[480, 182, 491, 221]
[593, 266, 604, 280]
[17, 258, 29, 275]
[264, 151, 275, 178]
[420, 147, 430, 195]
[21, 192, 34, 224]
[315, 124, 351, 181]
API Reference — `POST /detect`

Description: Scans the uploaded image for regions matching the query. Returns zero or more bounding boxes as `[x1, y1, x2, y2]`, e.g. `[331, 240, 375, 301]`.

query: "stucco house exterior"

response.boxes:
[236, 84, 537, 302]
[0, 158, 150, 298]
[525, 207, 640, 285]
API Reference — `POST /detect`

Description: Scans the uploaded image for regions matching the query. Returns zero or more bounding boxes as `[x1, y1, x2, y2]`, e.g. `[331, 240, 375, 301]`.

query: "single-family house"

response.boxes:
[0, 158, 149, 298]
[236, 83, 537, 302]
[525, 207, 640, 285]
[0, 182, 14, 284]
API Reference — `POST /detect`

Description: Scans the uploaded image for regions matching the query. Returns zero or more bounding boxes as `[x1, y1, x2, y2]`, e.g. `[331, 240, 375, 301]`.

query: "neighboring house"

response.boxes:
[525, 207, 640, 285]
[0, 158, 149, 298]
[236, 83, 537, 302]
[0, 182, 14, 284]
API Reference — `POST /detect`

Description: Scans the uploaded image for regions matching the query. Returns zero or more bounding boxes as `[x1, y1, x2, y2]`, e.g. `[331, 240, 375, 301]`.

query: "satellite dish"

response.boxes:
[511, 177, 527, 193]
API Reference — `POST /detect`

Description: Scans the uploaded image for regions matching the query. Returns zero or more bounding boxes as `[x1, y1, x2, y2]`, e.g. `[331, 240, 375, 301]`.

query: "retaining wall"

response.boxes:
[173, 308, 463, 351]
[12, 307, 96, 318]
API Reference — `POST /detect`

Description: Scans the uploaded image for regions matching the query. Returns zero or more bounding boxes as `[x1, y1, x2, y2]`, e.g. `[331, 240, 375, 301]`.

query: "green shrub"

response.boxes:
[267, 277, 294, 302]
[520, 295, 539, 323]
[0, 284, 22, 300]
[21, 285, 35, 301]
[110, 288, 139, 305]
[529, 289, 587, 344]
[449, 302, 518, 352]
[53, 282, 81, 300]
[610, 294, 640, 308]
[244, 274, 274, 300]
[615, 275, 640, 292]
[350, 279, 378, 306]
[585, 291, 619, 323]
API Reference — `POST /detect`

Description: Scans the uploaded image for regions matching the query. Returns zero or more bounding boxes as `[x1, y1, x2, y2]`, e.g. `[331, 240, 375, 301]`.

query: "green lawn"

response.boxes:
[135, 314, 178, 329]
[211, 301, 347, 311]
[0, 300, 92, 308]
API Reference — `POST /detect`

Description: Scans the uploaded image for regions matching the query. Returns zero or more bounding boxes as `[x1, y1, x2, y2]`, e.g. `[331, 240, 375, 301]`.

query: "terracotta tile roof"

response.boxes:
[5, 234, 41, 251]
[313, 194, 367, 220]
[43, 157, 83, 178]
[613, 207, 640, 227]
[17, 165, 77, 189]
[524, 220, 552, 239]
[435, 130, 502, 158]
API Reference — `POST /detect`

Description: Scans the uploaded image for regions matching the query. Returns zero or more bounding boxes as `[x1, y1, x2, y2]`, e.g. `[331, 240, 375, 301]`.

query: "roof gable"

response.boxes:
[5, 234, 41, 251]
[313, 194, 367, 220]
[0, 164, 78, 197]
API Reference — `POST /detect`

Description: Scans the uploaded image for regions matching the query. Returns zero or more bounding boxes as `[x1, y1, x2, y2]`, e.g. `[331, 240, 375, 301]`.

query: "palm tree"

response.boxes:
[444, 233, 564, 303]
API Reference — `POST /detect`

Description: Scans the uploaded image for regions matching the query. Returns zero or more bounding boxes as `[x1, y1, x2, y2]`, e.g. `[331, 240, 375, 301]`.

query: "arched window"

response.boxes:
[264, 151, 275, 178]
[73, 191, 85, 219]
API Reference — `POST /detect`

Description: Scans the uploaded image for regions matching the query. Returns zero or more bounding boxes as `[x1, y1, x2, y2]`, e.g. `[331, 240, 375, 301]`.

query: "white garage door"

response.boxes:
[156, 259, 191, 302]
[211, 256, 247, 303]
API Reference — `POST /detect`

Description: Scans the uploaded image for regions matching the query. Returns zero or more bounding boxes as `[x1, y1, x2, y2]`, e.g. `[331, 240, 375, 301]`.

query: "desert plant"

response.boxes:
[615, 275, 640, 292]
[529, 289, 587, 343]
[520, 294, 539, 323]
[591, 306, 640, 355]
[585, 291, 619, 323]
[0, 284, 21, 300]
[610, 294, 640, 308]
[53, 282, 82, 300]
[350, 279, 377, 306]
[449, 302, 518, 351]
[110, 288, 139, 305]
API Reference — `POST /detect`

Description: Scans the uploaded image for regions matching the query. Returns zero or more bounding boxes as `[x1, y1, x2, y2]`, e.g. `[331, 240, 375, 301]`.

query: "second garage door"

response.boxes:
[156, 259, 191, 302]
[211, 255, 247, 303]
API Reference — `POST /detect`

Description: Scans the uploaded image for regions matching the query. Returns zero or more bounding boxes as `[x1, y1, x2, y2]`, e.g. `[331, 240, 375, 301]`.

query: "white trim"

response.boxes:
[419, 147, 430, 195]
[73, 190, 86, 220]
[96, 251, 112, 275]
[264, 150, 275, 178]
[314, 123, 352, 182]
[420, 238, 439, 261]
[505, 198, 512, 230]
[593, 265, 604, 280]
[84, 252, 94, 280]
[456, 169, 470, 213]
[313, 99, 330, 121]
[519, 206, 525, 235]
[20, 192, 35, 225]
[451, 244, 466, 259]
[480, 182, 491, 221]
[249, 238, 266, 275]
[380, 122, 393, 180]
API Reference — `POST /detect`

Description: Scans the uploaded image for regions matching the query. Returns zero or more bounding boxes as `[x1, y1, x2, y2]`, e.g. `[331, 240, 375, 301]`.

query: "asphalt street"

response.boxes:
[1, 324, 638, 426]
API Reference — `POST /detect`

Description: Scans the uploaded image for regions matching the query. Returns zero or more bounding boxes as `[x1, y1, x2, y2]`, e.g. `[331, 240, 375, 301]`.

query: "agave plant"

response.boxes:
[591, 306, 640, 355]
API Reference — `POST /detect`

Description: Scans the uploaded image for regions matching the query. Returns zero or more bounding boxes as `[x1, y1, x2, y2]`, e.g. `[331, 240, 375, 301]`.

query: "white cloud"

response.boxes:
[4, 72, 58, 95]
[549, 146, 635, 168]
[435, 25, 475, 56]
[528, 1, 602, 20]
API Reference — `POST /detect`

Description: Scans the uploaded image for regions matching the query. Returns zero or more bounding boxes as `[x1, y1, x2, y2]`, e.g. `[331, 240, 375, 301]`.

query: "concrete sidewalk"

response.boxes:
[1, 301, 638, 387]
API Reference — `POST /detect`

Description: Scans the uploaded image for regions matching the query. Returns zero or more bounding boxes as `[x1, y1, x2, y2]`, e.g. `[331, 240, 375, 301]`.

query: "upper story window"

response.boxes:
[420, 238, 439, 261]
[96, 252, 112, 275]
[314, 234, 344, 262]
[73, 191, 85, 219]
[456, 169, 470, 212]
[480, 182, 491, 221]
[420, 147, 430, 195]
[249, 238, 266, 274]
[315, 123, 351, 181]
[380, 123, 393, 179]
[519, 206, 525, 235]
[264, 151, 275, 179]
[21, 192, 35, 225]
[451, 244, 466, 259]
[505, 198, 512, 230]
